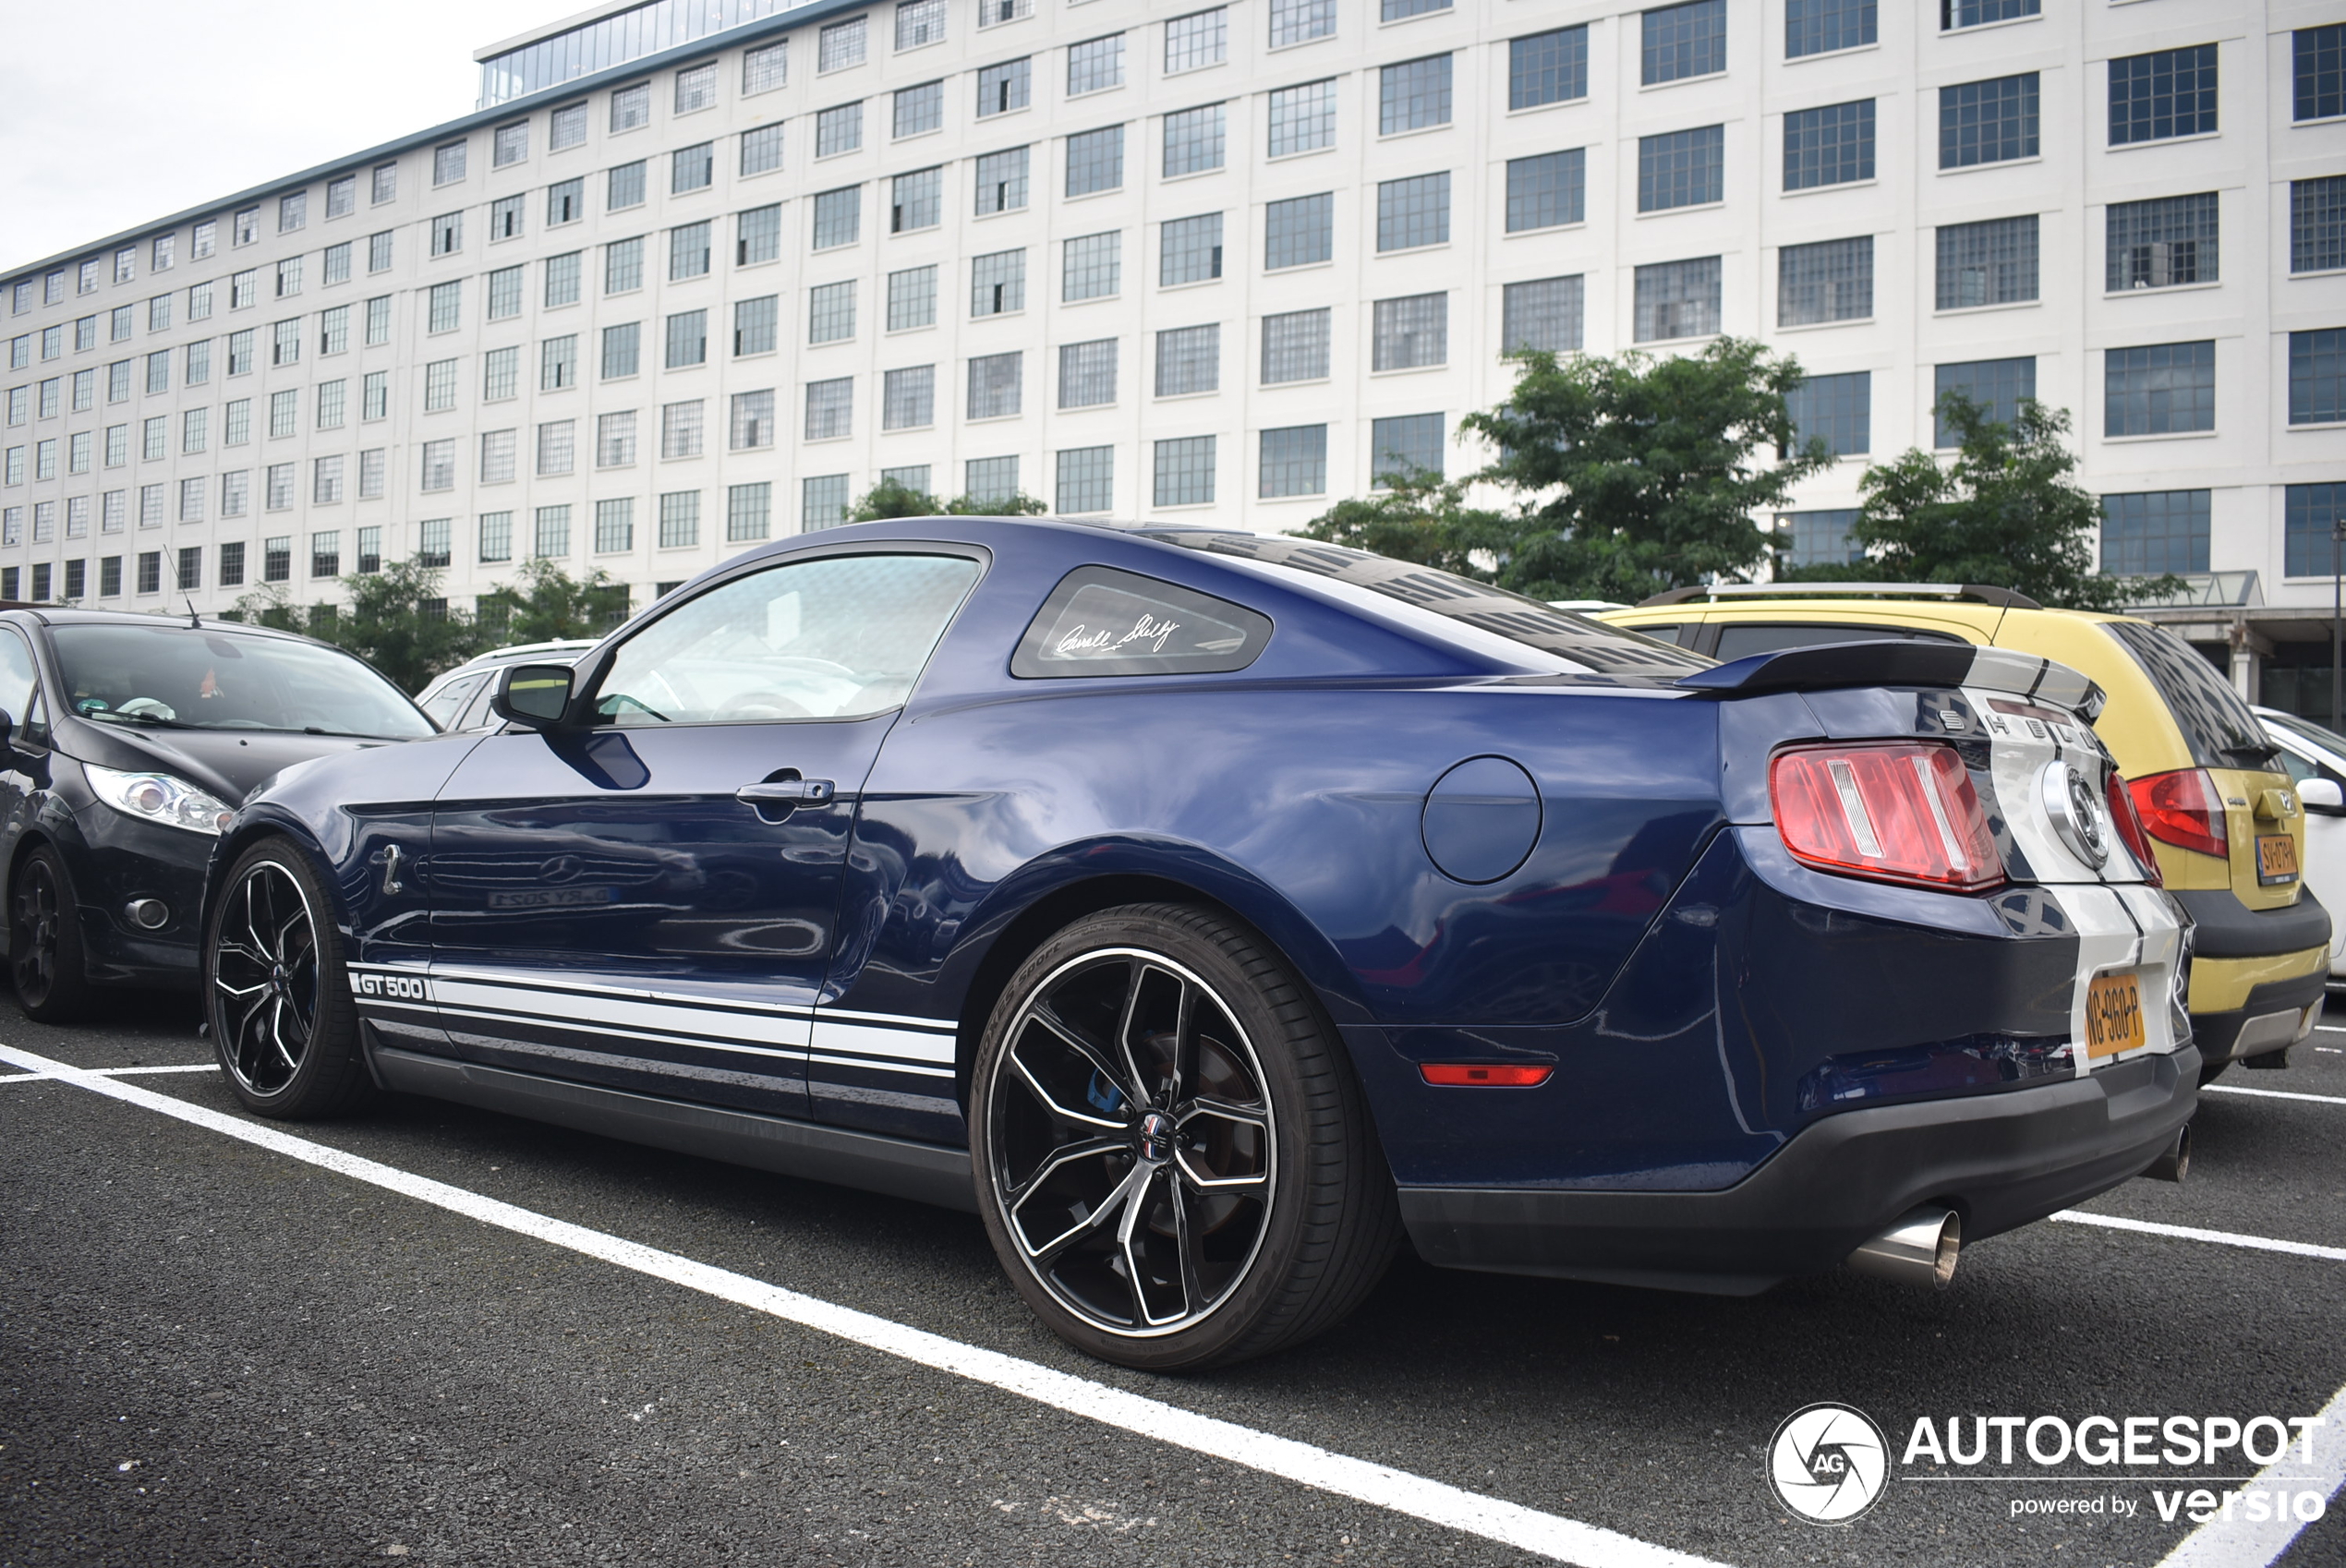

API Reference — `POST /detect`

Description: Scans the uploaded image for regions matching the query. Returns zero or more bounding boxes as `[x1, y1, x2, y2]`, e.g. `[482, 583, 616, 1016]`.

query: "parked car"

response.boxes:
[0, 609, 434, 1019]
[203, 521, 2193, 1369]
[415, 640, 599, 732]
[1605, 585, 2328, 1078]
[2251, 705, 2346, 981]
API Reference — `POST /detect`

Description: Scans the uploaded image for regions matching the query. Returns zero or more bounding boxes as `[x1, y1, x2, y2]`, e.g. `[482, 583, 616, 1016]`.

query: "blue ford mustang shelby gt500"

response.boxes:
[201, 518, 2196, 1369]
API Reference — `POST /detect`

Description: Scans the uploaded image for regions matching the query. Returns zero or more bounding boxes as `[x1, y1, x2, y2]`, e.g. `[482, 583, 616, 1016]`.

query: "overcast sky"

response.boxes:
[0, 0, 571, 275]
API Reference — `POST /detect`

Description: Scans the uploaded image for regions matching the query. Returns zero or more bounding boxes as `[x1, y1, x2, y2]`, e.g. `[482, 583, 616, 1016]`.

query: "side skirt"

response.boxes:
[367, 1042, 978, 1213]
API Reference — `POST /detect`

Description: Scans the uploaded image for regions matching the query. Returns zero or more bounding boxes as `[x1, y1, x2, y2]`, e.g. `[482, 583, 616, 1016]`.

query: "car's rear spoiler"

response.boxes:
[1675, 639, 2105, 720]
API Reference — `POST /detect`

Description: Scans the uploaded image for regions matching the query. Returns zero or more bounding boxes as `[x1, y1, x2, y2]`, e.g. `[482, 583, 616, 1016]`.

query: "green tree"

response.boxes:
[1456, 338, 1835, 603]
[848, 476, 947, 521]
[1808, 393, 2180, 611]
[230, 584, 301, 632]
[326, 559, 486, 693]
[943, 489, 1047, 516]
[483, 557, 631, 645]
[1297, 468, 1503, 579]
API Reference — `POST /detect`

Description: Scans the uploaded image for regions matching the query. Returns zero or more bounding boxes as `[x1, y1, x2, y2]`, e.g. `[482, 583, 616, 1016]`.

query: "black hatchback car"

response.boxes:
[0, 608, 433, 1019]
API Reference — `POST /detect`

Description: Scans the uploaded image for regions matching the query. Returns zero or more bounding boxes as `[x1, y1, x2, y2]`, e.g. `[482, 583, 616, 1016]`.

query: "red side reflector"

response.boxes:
[1421, 1064, 1554, 1087]
[2127, 768, 2227, 859]
[1770, 742, 2005, 893]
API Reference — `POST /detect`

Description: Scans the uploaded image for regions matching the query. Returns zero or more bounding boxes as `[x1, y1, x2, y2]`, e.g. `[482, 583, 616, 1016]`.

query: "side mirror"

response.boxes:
[490, 664, 575, 730]
[2300, 778, 2344, 814]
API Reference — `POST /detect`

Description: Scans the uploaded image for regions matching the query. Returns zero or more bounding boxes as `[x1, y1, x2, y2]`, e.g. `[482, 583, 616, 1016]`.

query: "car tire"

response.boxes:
[10, 844, 94, 1023]
[205, 839, 373, 1119]
[969, 903, 1400, 1371]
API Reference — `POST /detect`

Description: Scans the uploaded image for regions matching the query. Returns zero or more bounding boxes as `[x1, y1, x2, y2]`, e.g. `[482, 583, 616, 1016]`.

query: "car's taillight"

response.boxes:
[2105, 769, 2164, 886]
[1770, 742, 2004, 893]
[2127, 768, 2228, 859]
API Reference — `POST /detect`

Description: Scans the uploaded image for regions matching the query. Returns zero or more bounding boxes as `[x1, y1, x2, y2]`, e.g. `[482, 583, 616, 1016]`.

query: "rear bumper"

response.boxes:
[2191, 970, 2327, 1065]
[1397, 1044, 2197, 1294]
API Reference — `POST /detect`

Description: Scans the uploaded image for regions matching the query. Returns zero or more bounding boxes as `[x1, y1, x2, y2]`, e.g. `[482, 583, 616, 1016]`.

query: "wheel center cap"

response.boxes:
[1136, 1110, 1176, 1165]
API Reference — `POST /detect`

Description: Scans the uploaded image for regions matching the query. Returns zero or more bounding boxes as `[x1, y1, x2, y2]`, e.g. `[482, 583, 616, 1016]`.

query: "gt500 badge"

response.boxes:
[352, 971, 430, 1001]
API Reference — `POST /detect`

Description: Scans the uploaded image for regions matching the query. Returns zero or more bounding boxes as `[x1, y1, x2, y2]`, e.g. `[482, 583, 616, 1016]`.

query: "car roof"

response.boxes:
[0, 605, 342, 646]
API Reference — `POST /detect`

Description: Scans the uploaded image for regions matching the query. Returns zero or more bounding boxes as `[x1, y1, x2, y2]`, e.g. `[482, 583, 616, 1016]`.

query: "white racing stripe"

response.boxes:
[2051, 1211, 2346, 1263]
[0, 1062, 220, 1085]
[2203, 1084, 2346, 1106]
[0, 1042, 1723, 1568]
[2155, 1378, 2346, 1568]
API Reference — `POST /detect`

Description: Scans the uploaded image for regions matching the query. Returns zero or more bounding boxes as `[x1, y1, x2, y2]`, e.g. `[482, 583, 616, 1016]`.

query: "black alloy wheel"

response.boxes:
[206, 841, 372, 1117]
[971, 904, 1399, 1370]
[10, 845, 92, 1022]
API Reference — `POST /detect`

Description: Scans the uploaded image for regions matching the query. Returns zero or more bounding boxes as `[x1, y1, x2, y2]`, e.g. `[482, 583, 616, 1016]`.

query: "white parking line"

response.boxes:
[0, 1043, 1722, 1568]
[0, 1062, 220, 1085]
[2050, 1211, 2346, 1263]
[2203, 1083, 2346, 1105]
[2157, 1378, 2346, 1568]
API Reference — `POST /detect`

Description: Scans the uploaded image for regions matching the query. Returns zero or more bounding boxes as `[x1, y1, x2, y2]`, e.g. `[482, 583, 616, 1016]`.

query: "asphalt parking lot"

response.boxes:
[3, 994, 2342, 1568]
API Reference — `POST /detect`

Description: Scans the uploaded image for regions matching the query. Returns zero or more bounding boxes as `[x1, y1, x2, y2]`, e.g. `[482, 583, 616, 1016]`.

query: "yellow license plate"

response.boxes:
[2257, 834, 2300, 886]
[2085, 971, 2146, 1060]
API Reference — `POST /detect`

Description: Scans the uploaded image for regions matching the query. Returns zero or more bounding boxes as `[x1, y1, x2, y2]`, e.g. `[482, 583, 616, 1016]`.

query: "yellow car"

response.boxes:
[1604, 585, 2329, 1079]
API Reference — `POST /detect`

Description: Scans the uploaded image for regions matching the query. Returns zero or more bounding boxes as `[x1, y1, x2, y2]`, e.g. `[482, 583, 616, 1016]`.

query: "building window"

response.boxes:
[1167, 9, 1227, 73]
[1264, 193, 1333, 269]
[1369, 414, 1441, 485]
[742, 123, 785, 176]
[738, 205, 783, 265]
[1161, 212, 1224, 285]
[1511, 27, 1590, 109]
[433, 141, 467, 186]
[2105, 341, 2215, 436]
[1943, 0, 2036, 28]
[2285, 484, 2346, 576]
[1154, 436, 1215, 506]
[726, 482, 770, 541]
[1154, 324, 1217, 396]
[2106, 192, 2219, 291]
[2090, 489, 2209, 576]
[971, 249, 1025, 317]
[266, 390, 296, 438]
[1642, 0, 1725, 86]
[1268, 0, 1334, 48]
[1063, 232, 1120, 301]
[1068, 34, 1125, 95]
[674, 62, 717, 115]
[814, 187, 862, 248]
[1788, 0, 1876, 59]
[316, 380, 345, 428]
[1060, 338, 1119, 407]
[808, 283, 856, 345]
[1067, 126, 1125, 197]
[1506, 151, 1584, 232]
[816, 103, 864, 158]
[602, 322, 641, 380]
[1164, 104, 1226, 177]
[262, 536, 291, 582]
[611, 82, 652, 132]
[1778, 235, 1872, 325]
[1784, 100, 1874, 189]
[1935, 214, 2038, 308]
[730, 389, 775, 449]
[369, 232, 394, 273]
[362, 371, 389, 419]
[610, 162, 647, 211]
[1934, 356, 2036, 444]
[898, 0, 946, 50]
[889, 266, 937, 329]
[895, 81, 943, 138]
[534, 505, 571, 558]
[420, 440, 456, 491]
[2291, 330, 2346, 425]
[1634, 256, 1722, 342]
[1257, 426, 1325, 499]
[1267, 78, 1336, 158]
[1379, 55, 1451, 135]
[137, 552, 161, 596]
[218, 541, 245, 586]
[1372, 293, 1446, 370]
[546, 252, 583, 308]
[888, 168, 942, 235]
[658, 491, 700, 549]
[1781, 509, 1861, 568]
[819, 17, 867, 72]
[2296, 25, 2344, 122]
[1638, 127, 1723, 211]
[543, 334, 578, 390]
[429, 212, 463, 257]
[1940, 74, 2038, 168]
[744, 41, 788, 96]
[312, 454, 345, 505]
[480, 428, 517, 482]
[803, 475, 851, 529]
[1784, 371, 1870, 456]
[486, 267, 523, 323]
[2110, 45, 2217, 145]
[359, 448, 387, 498]
[427, 280, 462, 333]
[550, 103, 588, 149]
[1376, 174, 1449, 251]
[1055, 447, 1113, 514]
[671, 141, 715, 193]
[670, 221, 711, 280]
[883, 365, 935, 428]
[1261, 308, 1329, 383]
[968, 352, 1022, 418]
[2293, 178, 2346, 274]
[661, 401, 705, 456]
[494, 121, 529, 167]
[1502, 276, 1583, 354]
[968, 458, 1021, 507]
[424, 358, 459, 411]
[667, 308, 708, 367]
[978, 57, 1031, 117]
[594, 499, 634, 553]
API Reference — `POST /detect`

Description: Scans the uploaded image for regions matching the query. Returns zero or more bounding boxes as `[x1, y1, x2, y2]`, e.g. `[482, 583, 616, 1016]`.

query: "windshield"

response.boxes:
[1139, 533, 1713, 680]
[2101, 621, 2279, 772]
[50, 624, 434, 738]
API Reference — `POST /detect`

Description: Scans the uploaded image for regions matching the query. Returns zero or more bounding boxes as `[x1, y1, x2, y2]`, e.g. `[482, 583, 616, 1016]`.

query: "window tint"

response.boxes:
[2101, 621, 2279, 771]
[1013, 565, 1270, 679]
[594, 552, 981, 724]
[1712, 622, 1965, 662]
[418, 670, 489, 729]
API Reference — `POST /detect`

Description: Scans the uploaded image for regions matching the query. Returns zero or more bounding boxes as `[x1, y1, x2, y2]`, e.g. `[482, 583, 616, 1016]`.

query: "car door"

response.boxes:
[425, 547, 985, 1119]
[2267, 731, 2346, 973]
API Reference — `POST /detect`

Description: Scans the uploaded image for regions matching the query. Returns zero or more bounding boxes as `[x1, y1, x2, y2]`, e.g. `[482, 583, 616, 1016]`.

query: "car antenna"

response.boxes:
[184, 593, 200, 627]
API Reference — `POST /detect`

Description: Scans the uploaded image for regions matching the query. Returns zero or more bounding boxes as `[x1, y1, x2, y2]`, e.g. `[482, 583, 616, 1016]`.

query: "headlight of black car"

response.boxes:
[83, 764, 236, 836]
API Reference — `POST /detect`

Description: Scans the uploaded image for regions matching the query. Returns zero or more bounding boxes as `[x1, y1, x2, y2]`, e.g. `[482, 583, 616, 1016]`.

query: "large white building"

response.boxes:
[2, 0, 2341, 698]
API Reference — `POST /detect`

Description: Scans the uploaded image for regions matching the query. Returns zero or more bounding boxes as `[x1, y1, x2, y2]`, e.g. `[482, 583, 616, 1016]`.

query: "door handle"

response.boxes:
[736, 778, 836, 806]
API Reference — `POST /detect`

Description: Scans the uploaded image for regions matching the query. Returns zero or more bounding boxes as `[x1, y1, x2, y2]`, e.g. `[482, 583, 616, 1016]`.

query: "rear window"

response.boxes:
[1712, 622, 1967, 662]
[2102, 621, 2279, 771]
[1143, 532, 1710, 680]
[1012, 566, 1272, 678]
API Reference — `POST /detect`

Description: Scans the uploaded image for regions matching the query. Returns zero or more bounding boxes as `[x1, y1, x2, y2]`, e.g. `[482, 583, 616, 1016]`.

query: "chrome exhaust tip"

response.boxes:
[2146, 1124, 2190, 1184]
[124, 899, 169, 931]
[1847, 1206, 1960, 1289]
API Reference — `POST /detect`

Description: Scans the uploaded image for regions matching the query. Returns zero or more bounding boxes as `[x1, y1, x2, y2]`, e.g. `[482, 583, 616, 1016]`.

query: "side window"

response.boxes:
[594, 552, 981, 726]
[1011, 565, 1272, 678]
[1712, 622, 1966, 663]
[0, 627, 38, 739]
[418, 671, 487, 730]
[2274, 745, 2320, 786]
